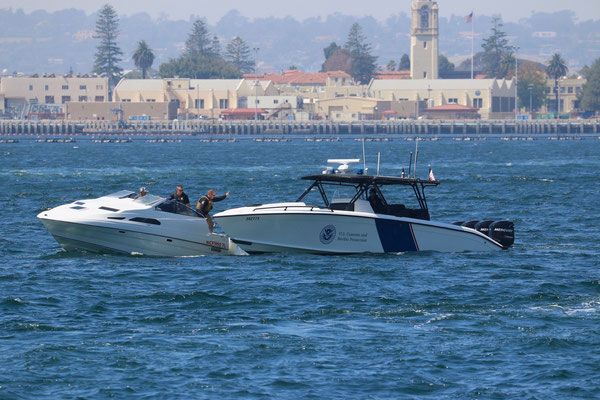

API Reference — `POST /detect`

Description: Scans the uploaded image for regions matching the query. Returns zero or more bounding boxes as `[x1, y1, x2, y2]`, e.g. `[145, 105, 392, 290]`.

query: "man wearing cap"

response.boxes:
[134, 187, 147, 199]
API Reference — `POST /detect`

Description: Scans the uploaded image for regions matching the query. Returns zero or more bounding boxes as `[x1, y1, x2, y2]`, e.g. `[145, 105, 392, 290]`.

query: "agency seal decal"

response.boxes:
[320, 225, 336, 244]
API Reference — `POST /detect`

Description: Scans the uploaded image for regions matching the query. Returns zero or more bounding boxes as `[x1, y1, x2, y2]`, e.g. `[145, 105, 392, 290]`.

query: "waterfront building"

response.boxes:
[113, 78, 258, 119]
[314, 96, 424, 121]
[368, 79, 515, 119]
[0, 74, 108, 119]
[539, 77, 586, 115]
[410, 0, 439, 79]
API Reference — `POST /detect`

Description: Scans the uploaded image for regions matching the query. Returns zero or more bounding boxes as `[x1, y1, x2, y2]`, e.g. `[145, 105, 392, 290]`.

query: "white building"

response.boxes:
[369, 79, 516, 119]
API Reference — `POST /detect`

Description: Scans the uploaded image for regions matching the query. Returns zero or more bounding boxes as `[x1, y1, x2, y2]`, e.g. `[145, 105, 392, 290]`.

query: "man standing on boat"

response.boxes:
[169, 185, 191, 207]
[197, 189, 230, 233]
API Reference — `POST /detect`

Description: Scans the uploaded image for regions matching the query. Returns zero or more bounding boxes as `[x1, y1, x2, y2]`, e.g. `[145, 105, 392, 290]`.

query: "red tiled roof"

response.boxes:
[374, 70, 411, 80]
[243, 70, 350, 85]
[425, 104, 478, 111]
[382, 110, 397, 114]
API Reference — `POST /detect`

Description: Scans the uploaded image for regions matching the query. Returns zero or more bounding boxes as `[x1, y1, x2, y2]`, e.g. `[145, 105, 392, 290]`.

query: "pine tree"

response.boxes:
[210, 36, 221, 57]
[386, 60, 397, 71]
[344, 23, 377, 84]
[93, 4, 123, 92]
[132, 40, 154, 79]
[185, 19, 212, 56]
[481, 17, 512, 78]
[225, 36, 254, 73]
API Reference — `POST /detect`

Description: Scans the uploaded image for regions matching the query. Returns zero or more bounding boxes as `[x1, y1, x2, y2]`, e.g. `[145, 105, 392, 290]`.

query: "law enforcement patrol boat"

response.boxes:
[213, 159, 514, 254]
[38, 190, 247, 256]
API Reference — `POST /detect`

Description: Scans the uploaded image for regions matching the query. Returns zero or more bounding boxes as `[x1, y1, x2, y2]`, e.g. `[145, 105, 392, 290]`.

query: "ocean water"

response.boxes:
[1, 136, 599, 399]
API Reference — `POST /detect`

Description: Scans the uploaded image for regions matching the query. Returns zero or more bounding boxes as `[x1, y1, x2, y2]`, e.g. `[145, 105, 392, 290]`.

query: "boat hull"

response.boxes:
[214, 205, 505, 254]
[39, 218, 243, 256]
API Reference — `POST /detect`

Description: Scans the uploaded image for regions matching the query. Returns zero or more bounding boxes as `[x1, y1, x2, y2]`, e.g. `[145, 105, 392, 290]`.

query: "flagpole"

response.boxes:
[471, 11, 474, 79]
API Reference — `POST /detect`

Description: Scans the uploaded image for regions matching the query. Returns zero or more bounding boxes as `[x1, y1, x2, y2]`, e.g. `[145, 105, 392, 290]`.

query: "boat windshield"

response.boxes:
[155, 199, 202, 217]
[133, 194, 163, 206]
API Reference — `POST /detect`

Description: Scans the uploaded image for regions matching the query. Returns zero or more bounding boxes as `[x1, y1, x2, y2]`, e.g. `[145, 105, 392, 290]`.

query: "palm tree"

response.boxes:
[132, 40, 155, 79]
[498, 52, 515, 79]
[546, 53, 568, 115]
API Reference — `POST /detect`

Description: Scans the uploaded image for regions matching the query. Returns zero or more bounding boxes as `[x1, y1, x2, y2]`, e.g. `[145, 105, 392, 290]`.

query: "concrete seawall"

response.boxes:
[0, 119, 599, 135]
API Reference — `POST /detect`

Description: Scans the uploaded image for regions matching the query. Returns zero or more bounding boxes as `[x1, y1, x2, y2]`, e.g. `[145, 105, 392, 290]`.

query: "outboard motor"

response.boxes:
[461, 220, 479, 229]
[489, 220, 515, 248]
[474, 220, 494, 235]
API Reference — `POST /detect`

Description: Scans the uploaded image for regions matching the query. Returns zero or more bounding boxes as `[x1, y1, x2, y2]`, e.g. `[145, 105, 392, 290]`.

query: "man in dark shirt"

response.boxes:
[368, 188, 386, 214]
[169, 185, 190, 207]
[196, 189, 230, 233]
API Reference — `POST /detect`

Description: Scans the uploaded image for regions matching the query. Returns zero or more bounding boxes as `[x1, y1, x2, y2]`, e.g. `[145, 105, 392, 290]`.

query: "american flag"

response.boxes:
[466, 12, 473, 24]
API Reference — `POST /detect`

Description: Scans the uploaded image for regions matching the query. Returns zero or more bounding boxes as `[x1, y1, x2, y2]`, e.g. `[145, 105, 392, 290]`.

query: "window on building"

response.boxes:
[448, 98, 458, 104]
[62, 85, 69, 90]
[45, 96, 55, 104]
[560, 87, 566, 93]
[29, 85, 33, 91]
[219, 99, 229, 109]
[423, 71, 427, 78]
[568, 86, 573, 94]
[96, 85, 103, 90]
[473, 98, 483, 108]
[45, 85, 49, 91]
[274, 99, 279, 104]
[423, 41, 427, 49]
[80, 85, 87, 90]
[95, 96, 104, 102]
[78, 96, 87, 102]
[195, 99, 205, 109]
[61, 96, 71, 103]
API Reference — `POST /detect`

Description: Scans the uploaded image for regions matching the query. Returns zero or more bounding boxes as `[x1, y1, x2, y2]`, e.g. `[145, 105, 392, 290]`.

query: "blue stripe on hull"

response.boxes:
[375, 219, 418, 252]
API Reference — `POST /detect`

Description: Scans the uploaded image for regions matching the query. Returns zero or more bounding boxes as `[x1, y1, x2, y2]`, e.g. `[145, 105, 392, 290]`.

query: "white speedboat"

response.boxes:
[38, 190, 247, 256]
[214, 160, 514, 254]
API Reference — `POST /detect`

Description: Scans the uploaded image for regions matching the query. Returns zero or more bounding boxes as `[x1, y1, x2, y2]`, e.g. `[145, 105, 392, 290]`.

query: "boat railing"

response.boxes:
[253, 205, 334, 213]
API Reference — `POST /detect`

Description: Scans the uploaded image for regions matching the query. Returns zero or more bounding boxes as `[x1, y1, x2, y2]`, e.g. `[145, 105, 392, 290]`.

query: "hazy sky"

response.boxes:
[0, 0, 598, 22]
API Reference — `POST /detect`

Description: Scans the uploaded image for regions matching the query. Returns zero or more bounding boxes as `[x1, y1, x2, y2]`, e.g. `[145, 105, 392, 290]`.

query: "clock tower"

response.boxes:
[410, 0, 439, 79]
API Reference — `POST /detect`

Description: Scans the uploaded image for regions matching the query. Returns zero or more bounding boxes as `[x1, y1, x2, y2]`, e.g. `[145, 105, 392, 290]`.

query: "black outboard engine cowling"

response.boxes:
[461, 220, 479, 229]
[474, 220, 494, 235]
[489, 220, 515, 248]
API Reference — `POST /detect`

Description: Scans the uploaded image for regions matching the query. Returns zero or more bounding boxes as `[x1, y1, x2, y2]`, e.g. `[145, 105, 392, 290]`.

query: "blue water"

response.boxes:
[1, 137, 599, 399]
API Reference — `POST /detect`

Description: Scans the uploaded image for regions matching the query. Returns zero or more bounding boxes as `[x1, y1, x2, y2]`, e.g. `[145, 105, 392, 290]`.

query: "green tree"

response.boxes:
[185, 19, 212, 56]
[322, 48, 352, 72]
[580, 58, 600, 111]
[93, 4, 123, 92]
[210, 36, 221, 57]
[159, 54, 241, 79]
[344, 23, 377, 84]
[132, 40, 154, 79]
[398, 54, 410, 71]
[481, 17, 512, 78]
[546, 53, 568, 114]
[225, 36, 254, 73]
[498, 52, 516, 79]
[438, 54, 455, 74]
[516, 62, 547, 112]
[386, 60, 397, 71]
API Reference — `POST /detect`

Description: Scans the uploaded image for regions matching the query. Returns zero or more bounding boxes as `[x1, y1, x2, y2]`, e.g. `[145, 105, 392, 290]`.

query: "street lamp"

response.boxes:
[528, 84, 533, 118]
[514, 46, 519, 121]
[253, 47, 259, 122]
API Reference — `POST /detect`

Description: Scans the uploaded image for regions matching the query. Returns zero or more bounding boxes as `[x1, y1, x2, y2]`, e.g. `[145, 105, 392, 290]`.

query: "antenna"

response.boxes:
[377, 152, 381, 176]
[362, 138, 366, 173]
[413, 138, 419, 178]
[408, 151, 413, 177]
